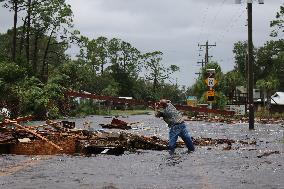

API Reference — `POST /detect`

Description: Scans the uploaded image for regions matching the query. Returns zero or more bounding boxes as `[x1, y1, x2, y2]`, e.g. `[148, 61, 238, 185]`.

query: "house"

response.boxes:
[270, 92, 284, 113]
[229, 86, 262, 105]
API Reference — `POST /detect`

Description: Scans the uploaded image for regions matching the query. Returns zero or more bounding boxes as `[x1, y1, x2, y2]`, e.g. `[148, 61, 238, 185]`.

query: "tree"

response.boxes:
[275, 51, 284, 90]
[78, 36, 109, 74]
[0, 32, 11, 61]
[0, 0, 24, 61]
[0, 60, 27, 116]
[119, 41, 141, 77]
[39, 0, 73, 81]
[187, 62, 226, 108]
[143, 51, 179, 91]
[55, 60, 95, 91]
[256, 77, 279, 110]
[270, 3, 284, 38]
[232, 41, 249, 79]
[254, 40, 284, 80]
[222, 70, 245, 101]
[96, 36, 108, 74]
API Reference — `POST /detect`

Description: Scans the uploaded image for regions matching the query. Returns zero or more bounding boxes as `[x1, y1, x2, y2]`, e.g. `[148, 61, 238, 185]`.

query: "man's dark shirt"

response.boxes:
[156, 103, 184, 127]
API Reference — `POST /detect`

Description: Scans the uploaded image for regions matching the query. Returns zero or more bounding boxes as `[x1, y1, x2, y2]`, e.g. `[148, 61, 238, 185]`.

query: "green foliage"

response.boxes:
[256, 77, 279, 92]
[232, 41, 248, 78]
[222, 71, 245, 99]
[70, 100, 109, 117]
[56, 60, 95, 91]
[187, 62, 228, 108]
[102, 82, 119, 97]
[0, 32, 10, 61]
[0, 1, 213, 118]
[0, 61, 27, 83]
[270, 3, 284, 37]
[143, 51, 179, 91]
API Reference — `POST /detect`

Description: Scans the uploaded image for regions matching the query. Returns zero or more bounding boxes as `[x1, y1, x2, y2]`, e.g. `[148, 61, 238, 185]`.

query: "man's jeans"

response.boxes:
[169, 122, 195, 154]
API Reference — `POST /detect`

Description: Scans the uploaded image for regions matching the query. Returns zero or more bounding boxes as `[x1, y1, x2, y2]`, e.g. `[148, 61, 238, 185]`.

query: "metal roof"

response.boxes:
[271, 92, 284, 105]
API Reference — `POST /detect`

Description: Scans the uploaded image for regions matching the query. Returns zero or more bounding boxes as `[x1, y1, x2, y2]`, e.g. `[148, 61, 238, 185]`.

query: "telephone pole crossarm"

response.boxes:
[198, 41, 216, 65]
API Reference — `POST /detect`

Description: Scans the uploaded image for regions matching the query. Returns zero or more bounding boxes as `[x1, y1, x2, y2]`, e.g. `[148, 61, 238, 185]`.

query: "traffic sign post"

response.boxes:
[207, 90, 215, 102]
[205, 69, 216, 118]
[205, 78, 218, 88]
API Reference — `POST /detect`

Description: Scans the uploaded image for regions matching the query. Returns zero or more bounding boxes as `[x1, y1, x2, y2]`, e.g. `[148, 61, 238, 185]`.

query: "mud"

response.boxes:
[0, 114, 283, 189]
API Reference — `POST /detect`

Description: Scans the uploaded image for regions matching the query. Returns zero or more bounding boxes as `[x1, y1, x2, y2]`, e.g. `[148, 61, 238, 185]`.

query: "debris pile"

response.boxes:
[192, 137, 235, 146]
[186, 115, 284, 124]
[0, 117, 260, 156]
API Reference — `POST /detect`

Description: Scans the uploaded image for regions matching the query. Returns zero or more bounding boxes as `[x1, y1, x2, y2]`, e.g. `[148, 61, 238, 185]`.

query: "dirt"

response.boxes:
[0, 114, 283, 189]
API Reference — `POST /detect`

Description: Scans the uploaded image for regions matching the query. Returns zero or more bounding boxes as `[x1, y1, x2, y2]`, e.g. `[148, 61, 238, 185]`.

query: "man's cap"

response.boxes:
[159, 99, 171, 104]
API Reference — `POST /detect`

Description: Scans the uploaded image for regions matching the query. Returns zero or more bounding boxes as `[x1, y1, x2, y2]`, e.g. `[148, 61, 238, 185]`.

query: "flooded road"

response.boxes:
[1, 115, 284, 189]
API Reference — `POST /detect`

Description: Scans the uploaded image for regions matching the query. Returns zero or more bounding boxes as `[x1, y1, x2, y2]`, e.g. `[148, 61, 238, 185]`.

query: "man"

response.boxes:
[155, 99, 195, 155]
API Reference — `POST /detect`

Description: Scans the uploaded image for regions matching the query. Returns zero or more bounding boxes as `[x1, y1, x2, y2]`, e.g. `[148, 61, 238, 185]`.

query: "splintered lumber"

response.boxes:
[46, 120, 64, 131]
[6, 120, 63, 151]
[0, 131, 15, 144]
[0, 115, 34, 126]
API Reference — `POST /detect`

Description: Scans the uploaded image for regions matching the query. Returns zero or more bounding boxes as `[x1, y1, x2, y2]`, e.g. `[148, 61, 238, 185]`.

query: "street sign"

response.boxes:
[207, 90, 215, 102]
[187, 96, 197, 107]
[207, 90, 215, 96]
[205, 78, 218, 87]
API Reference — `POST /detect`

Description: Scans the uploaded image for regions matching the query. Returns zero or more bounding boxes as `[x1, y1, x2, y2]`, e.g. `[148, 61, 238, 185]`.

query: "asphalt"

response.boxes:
[0, 114, 283, 189]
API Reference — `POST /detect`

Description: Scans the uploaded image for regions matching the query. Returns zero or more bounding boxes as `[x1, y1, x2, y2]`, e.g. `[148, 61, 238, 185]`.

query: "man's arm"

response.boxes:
[155, 111, 164, 118]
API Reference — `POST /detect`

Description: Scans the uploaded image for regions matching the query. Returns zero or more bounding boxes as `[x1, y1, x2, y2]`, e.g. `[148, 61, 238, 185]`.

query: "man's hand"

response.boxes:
[155, 110, 163, 118]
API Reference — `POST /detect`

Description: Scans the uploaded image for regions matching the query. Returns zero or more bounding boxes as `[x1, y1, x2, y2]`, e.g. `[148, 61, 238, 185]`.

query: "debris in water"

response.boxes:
[99, 118, 132, 130]
[257, 151, 280, 158]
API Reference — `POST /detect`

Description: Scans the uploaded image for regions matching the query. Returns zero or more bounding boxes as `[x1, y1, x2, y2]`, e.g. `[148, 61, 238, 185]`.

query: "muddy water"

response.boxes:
[1, 115, 284, 189]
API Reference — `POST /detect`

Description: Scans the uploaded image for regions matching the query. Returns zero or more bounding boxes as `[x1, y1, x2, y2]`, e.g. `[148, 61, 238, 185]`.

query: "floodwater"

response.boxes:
[1, 114, 284, 189]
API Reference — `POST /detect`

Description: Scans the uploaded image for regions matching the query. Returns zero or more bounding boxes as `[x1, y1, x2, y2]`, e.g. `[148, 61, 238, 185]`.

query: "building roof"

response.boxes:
[271, 92, 284, 105]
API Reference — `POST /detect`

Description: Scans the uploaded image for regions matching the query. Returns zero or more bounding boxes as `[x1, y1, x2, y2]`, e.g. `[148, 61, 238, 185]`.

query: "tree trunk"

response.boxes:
[42, 29, 55, 82]
[19, 16, 27, 57]
[101, 57, 104, 75]
[32, 31, 39, 74]
[266, 90, 271, 111]
[12, 0, 19, 61]
[153, 76, 158, 91]
[25, 0, 32, 63]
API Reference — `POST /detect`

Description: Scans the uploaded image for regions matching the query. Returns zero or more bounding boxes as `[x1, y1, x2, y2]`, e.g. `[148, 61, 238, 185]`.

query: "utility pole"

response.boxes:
[198, 41, 216, 65]
[197, 59, 205, 68]
[247, 2, 254, 130]
[236, 0, 264, 130]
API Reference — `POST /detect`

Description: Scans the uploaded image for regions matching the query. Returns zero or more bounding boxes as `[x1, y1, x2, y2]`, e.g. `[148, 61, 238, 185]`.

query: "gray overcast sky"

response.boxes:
[0, 0, 282, 87]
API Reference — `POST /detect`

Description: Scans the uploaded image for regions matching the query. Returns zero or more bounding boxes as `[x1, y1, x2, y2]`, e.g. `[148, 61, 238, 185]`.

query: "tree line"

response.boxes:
[1, 1, 284, 119]
[0, 0, 185, 118]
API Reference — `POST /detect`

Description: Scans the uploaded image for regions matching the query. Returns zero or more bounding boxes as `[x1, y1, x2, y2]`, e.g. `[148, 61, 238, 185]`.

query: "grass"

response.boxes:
[255, 110, 284, 120]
